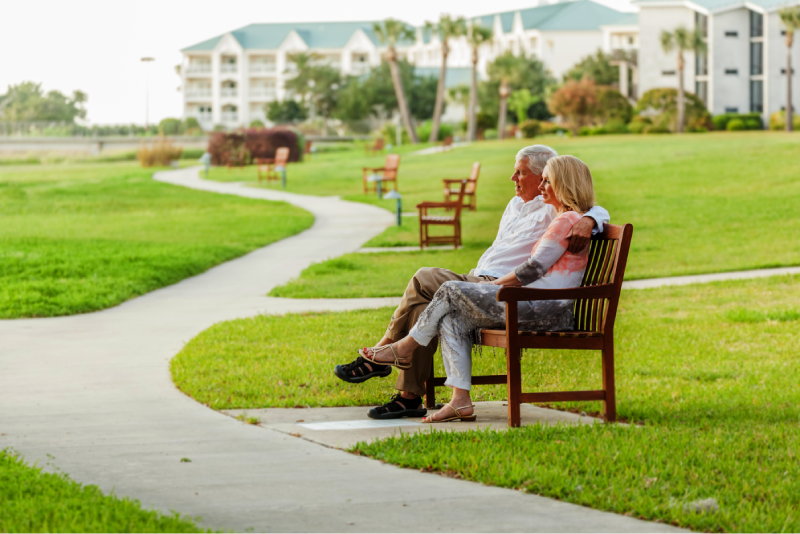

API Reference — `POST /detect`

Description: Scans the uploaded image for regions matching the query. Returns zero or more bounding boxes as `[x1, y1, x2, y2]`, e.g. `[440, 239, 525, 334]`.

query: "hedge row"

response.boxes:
[207, 128, 303, 166]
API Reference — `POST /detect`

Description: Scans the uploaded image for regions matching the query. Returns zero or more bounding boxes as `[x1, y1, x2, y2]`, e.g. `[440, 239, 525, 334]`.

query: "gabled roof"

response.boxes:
[474, 0, 630, 34]
[633, 0, 800, 13]
[182, 21, 414, 52]
[604, 12, 639, 26]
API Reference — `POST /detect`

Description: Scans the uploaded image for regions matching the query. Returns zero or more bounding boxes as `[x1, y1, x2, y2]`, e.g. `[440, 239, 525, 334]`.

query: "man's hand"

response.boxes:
[566, 216, 595, 254]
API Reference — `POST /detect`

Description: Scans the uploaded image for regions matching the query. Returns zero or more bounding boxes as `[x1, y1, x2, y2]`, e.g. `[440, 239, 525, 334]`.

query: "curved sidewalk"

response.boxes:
[0, 167, 678, 533]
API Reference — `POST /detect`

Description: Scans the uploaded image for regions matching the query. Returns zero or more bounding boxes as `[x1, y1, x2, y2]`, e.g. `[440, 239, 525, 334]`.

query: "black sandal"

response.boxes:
[367, 393, 427, 420]
[333, 356, 392, 384]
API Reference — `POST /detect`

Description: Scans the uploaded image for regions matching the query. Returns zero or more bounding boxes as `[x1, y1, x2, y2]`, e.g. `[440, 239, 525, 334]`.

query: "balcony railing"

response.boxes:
[187, 64, 211, 74]
[221, 63, 238, 74]
[185, 89, 212, 99]
[221, 87, 238, 98]
[222, 112, 238, 123]
[249, 64, 276, 74]
[249, 88, 276, 99]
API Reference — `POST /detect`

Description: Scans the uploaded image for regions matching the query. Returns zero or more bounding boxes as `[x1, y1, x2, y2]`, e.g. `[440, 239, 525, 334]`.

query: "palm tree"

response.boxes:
[425, 15, 466, 143]
[466, 23, 493, 141]
[660, 27, 706, 133]
[490, 52, 519, 140]
[373, 19, 419, 144]
[779, 7, 800, 132]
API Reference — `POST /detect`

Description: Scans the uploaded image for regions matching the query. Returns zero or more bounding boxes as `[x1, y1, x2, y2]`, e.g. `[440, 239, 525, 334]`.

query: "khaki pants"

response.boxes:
[386, 267, 495, 397]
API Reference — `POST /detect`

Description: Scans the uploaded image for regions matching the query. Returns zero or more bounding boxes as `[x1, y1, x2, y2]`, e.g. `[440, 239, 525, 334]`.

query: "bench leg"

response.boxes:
[425, 367, 436, 409]
[506, 346, 522, 427]
[602, 344, 616, 423]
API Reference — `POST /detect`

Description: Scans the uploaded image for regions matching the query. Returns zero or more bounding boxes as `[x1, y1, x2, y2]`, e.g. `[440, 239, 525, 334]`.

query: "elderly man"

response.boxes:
[333, 145, 609, 419]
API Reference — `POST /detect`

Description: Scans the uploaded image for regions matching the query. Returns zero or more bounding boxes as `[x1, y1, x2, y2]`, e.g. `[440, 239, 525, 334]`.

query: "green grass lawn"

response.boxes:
[0, 449, 207, 532]
[211, 132, 800, 298]
[172, 274, 800, 531]
[0, 162, 313, 318]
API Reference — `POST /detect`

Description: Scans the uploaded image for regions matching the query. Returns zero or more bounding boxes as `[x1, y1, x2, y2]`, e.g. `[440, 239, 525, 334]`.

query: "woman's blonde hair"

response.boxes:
[544, 155, 595, 214]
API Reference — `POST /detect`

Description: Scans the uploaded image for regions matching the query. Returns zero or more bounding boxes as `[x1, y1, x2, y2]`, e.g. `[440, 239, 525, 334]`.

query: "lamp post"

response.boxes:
[199, 152, 211, 178]
[384, 190, 403, 226]
[141, 57, 155, 129]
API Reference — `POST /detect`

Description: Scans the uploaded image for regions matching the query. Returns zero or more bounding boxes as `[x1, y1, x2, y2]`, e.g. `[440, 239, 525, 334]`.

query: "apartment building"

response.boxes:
[180, 1, 634, 129]
[634, 0, 800, 122]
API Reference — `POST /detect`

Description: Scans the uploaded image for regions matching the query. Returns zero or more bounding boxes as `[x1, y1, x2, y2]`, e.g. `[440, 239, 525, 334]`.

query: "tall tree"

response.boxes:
[660, 27, 706, 133]
[425, 14, 466, 143]
[779, 7, 800, 132]
[487, 52, 527, 139]
[373, 19, 419, 143]
[564, 49, 619, 86]
[466, 24, 493, 141]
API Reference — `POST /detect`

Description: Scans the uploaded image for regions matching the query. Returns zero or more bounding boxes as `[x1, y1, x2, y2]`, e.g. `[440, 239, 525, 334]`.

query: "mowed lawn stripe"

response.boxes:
[0, 162, 313, 318]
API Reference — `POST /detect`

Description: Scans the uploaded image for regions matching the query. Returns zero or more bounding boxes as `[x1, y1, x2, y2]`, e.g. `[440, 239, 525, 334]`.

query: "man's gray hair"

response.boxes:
[515, 145, 559, 175]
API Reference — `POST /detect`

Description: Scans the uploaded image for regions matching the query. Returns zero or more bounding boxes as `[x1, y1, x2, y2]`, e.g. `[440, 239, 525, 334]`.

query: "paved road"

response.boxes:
[0, 167, 680, 532]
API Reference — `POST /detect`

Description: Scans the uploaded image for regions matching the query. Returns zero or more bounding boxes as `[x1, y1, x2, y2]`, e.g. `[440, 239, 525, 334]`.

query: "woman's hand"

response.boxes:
[490, 272, 523, 287]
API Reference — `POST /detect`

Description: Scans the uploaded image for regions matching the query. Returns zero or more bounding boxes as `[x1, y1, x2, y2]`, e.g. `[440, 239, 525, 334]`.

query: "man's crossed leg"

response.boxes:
[333, 267, 495, 419]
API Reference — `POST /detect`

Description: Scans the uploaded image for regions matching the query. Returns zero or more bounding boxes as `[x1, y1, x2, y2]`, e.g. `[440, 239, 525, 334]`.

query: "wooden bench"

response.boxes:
[365, 138, 385, 155]
[443, 162, 480, 211]
[417, 180, 467, 250]
[362, 154, 400, 194]
[256, 147, 290, 183]
[425, 223, 633, 426]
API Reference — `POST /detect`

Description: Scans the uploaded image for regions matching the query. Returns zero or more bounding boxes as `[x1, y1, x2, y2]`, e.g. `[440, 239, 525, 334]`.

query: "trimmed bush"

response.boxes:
[539, 121, 569, 135]
[158, 118, 183, 136]
[744, 118, 762, 130]
[416, 121, 454, 142]
[249, 120, 265, 129]
[578, 126, 595, 136]
[627, 121, 647, 134]
[207, 128, 300, 166]
[520, 119, 542, 138]
[600, 120, 629, 134]
[137, 136, 182, 167]
[713, 112, 762, 131]
[727, 118, 746, 131]
[644, 124, 671, 134]
[769, 110, 800, 130]
[483, 129, 498, 140]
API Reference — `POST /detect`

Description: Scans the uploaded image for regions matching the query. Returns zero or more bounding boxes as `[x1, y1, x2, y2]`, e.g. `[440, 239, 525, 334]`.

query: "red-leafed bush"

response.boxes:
[207, 128, 301, 166]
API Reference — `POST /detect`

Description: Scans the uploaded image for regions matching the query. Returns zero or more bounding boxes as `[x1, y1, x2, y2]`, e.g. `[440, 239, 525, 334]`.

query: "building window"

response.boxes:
[750, 42, 763, 75]
[695, 81, 708, 104]
[695, 12, 708, 38]
[696, 52, 709, 75]
[725, 69, 739, 75]
[725, 31, 738, 37]
[750, 11, 763, 38]
[662, 70, 676, 76]
[750, 80, 763, 112]
[725, 107, 739, 113]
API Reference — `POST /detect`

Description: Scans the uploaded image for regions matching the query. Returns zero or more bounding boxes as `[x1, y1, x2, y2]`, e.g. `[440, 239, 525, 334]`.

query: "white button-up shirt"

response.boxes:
[473, 196, 610, 279]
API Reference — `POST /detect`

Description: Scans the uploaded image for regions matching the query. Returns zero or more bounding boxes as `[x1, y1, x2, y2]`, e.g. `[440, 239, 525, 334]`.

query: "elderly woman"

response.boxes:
[361, 155, 597, 423]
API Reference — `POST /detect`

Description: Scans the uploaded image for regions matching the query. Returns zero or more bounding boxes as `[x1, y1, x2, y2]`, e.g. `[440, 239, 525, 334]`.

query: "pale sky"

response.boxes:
[0, 0, 635, 125]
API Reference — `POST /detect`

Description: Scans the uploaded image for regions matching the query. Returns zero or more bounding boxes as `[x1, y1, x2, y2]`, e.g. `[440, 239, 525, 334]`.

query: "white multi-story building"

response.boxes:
[633, 0, 800, 122]
[180, 1, 634, 129]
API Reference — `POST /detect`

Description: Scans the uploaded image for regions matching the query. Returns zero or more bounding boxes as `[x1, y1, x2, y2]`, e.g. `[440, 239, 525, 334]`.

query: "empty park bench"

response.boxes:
[417, 180, 467, 249]
[425, 223, 633, 426]
[363, 154, 400, 194]
[257, 147, 290, 183]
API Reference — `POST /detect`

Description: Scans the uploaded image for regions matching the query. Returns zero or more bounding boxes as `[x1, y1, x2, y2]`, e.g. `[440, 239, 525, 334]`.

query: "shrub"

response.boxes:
[548, 78, 599, 133]
[539, 121, 569, 135]
[483, 129, 498, 140]
[266, 100, 308, 124]
[416, 121, 454, 142]
[137, 136, 182, 167]
[596, 87, 633, 123]
[183, 117, 201, 132]
[476, 112, 496, 133]
[768, 110, 800, 130]
[180, 148, 205, 160]
[687, 125, 709, 133]
[577, 126, 594, 136]
[600, 120, 629, 134]
[250, 120, 265, 129]
[636, 88, 711, 131]
[207, 128, 300, 166]
[520, 119, 541, 138]
[627, 121, 647, 134]
[644, 124, 671, 134]
[713, 112, 762, 131]
[727, 118, 746, 131]
[381, 124, 411, 145]
[158, 118, 183, 136]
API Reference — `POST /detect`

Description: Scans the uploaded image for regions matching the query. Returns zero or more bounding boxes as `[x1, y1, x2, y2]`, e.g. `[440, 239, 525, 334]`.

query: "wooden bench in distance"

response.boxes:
[417, 180, 467, 250]
[443, 162, 480, 211]
[364, 138, 385, 155]
[362, 154, 400, 194]
[425, 223, 634, 426]
[256, 147, 290, 183]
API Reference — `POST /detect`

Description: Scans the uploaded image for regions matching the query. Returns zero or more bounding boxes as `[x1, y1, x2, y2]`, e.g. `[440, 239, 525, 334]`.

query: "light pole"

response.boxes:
[141, 57, 155, 129]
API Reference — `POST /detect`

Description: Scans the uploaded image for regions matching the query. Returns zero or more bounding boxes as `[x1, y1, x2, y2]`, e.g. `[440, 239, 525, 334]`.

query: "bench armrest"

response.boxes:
[442, 178, 469, 184]
[363, 166, 386, 172]
[496, 284, 617, 302]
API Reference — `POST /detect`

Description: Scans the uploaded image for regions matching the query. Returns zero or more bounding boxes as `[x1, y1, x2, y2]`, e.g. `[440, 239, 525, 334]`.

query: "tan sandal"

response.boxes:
[421, 403, 477, 423]
[359, 344, 412, 370]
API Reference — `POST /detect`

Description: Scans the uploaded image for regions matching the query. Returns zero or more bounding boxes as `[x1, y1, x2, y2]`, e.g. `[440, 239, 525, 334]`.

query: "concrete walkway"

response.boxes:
[0, 167, 679, 532]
